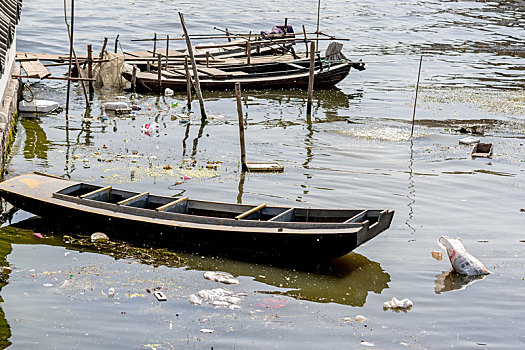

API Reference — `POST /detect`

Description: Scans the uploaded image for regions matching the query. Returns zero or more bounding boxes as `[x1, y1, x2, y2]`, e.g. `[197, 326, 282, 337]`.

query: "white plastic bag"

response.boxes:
[438, 236, 490, 276]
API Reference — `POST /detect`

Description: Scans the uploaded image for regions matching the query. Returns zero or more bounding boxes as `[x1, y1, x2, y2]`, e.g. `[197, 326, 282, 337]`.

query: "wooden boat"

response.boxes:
[0, 172, 394, 261]
[122, 59, 355, 92]
[471, 142, 493, 158]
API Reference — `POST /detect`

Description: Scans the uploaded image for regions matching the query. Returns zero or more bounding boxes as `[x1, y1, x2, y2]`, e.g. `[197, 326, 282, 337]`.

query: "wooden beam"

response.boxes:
[117, 192, 149, 206]
[235, 204, 267, 220]
[156, 196, 189, 212]
[80, 186, 111, 199]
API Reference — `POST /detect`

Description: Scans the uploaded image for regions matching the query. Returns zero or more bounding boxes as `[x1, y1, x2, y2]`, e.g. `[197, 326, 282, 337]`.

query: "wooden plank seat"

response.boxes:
[235, 204, 267, 220]
[155, 196, 189, 212]
[80, 186, 111, 199]
[117, 192, 149, 206]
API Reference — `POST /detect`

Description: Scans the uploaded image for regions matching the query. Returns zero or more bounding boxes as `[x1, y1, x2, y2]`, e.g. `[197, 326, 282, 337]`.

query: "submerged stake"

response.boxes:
[411, 55, 423, 138]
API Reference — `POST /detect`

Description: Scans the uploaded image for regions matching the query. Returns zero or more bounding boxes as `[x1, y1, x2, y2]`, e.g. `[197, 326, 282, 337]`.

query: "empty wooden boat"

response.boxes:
[122, 59, 357, 92]
[0, 172, 394, 260]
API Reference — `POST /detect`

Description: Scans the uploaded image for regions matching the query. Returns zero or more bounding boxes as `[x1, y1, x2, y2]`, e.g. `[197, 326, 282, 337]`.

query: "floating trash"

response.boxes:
[383, 297, 413, 310]
[203, 271, 239, 285]
[438, 236, 491, 276]
[91, 232, 109, 243]
[431, 250, 443, 261]
[191, 288, 245, 309]
[200, 329, 214, 333]
[164, 88, 174, 96]
[459, 136, 480, 145]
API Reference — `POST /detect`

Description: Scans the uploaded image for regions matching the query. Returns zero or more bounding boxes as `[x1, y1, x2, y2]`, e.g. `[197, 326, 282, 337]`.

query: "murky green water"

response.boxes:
[0, 0, 524, 348]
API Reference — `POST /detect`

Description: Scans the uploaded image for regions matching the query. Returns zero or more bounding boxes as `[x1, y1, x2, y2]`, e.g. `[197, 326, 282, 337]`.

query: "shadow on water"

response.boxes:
[0, 214, 390, 308]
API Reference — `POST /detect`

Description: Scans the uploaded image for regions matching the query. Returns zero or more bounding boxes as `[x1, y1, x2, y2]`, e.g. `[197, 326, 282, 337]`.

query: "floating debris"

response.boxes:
[431, 250, 443, 261]
[203, 271, 239, 285]
[33, 233, 44, 239]
[383, 297, 413, 310]
[438, 236, 491, 276]
[200, 329, 214, 333]
[459, 136, 480, 145]
[191, 288, 244, 309]
[91, 232, 109, 243]
[154, 291, 167, 301]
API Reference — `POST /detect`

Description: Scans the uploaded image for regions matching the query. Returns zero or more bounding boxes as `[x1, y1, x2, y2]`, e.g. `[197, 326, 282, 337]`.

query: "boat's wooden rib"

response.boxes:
[0, 173, 394, 261]
[155, 196, 189, 212]
[235, 204, 267, 220]
[80, 186, 111, 199]
[117, 192, 149, 206]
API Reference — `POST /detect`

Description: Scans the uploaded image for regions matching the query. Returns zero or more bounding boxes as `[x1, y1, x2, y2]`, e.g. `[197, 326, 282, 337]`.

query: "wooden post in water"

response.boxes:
[165, 34, 169, 69]
[152, 32, 157, 57]
[316, 0, 321, 53]
[179, 12, 206, 119]
[99, 37, 108, 60]
[205, 52, 210, 68]
[131, 64, 137, 91]
[246, 41, 251, 65]
[157, 53, 162, 93]
[87, 44, 94, 97]
[225, 28, 231, 42]
[284, 18, 288, 37]
[411, 55, 423, 138]
[302, 25, 308, 58]
[235, 82, 247, 171]
[184, 56, 192, 108]
[65, 0, 75, 117]
[306, 41, 315, 115]
[114, 34, 119, 53]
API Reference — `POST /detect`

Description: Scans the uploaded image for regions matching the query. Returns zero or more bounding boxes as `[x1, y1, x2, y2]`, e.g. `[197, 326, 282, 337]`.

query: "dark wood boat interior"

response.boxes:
[55, 183, 382, 226]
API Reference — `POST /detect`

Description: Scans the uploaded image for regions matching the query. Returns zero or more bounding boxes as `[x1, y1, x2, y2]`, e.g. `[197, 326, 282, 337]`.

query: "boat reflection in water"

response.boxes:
[434, 269, 487, 294]
[184, 252, 391, 307]
[3, 214, 390, 307]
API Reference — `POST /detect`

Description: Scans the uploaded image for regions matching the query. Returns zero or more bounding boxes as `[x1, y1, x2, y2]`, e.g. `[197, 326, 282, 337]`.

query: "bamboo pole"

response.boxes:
[411, 55, 423, 138]
[302, 25, 308, 58]
[184, 56, 192, 108]
[165, 34, 169, 69]
[13, 75, 95, 81]
[225, 28, 231, 42]
[130, 32, 333, 42]
[307, 41, 315, 115]
[179, 12, 206, 120]
[235, 82, 247, 171]
[87, 44, 93, 96]
[205, 51, 210, 68]
[65, 0, 74, 117]
[157, 53, 162, 93]
[316, 0, 321, 52]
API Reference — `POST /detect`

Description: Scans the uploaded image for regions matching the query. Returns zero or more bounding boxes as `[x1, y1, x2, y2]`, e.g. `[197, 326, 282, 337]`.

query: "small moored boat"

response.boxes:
[0, 172, 394, 261]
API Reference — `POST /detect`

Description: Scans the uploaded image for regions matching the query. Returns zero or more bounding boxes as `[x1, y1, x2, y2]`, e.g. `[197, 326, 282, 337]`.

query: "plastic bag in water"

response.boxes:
[438, 236, 490, 276]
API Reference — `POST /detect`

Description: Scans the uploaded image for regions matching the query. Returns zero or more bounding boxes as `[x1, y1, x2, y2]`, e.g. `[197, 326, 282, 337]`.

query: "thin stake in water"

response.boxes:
[411, 55, 423, 138]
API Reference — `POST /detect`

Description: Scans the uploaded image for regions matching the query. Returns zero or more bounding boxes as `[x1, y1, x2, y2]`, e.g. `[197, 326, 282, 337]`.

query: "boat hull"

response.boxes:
[123, 62, 352, 92]
[0, 173, 393, 261]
